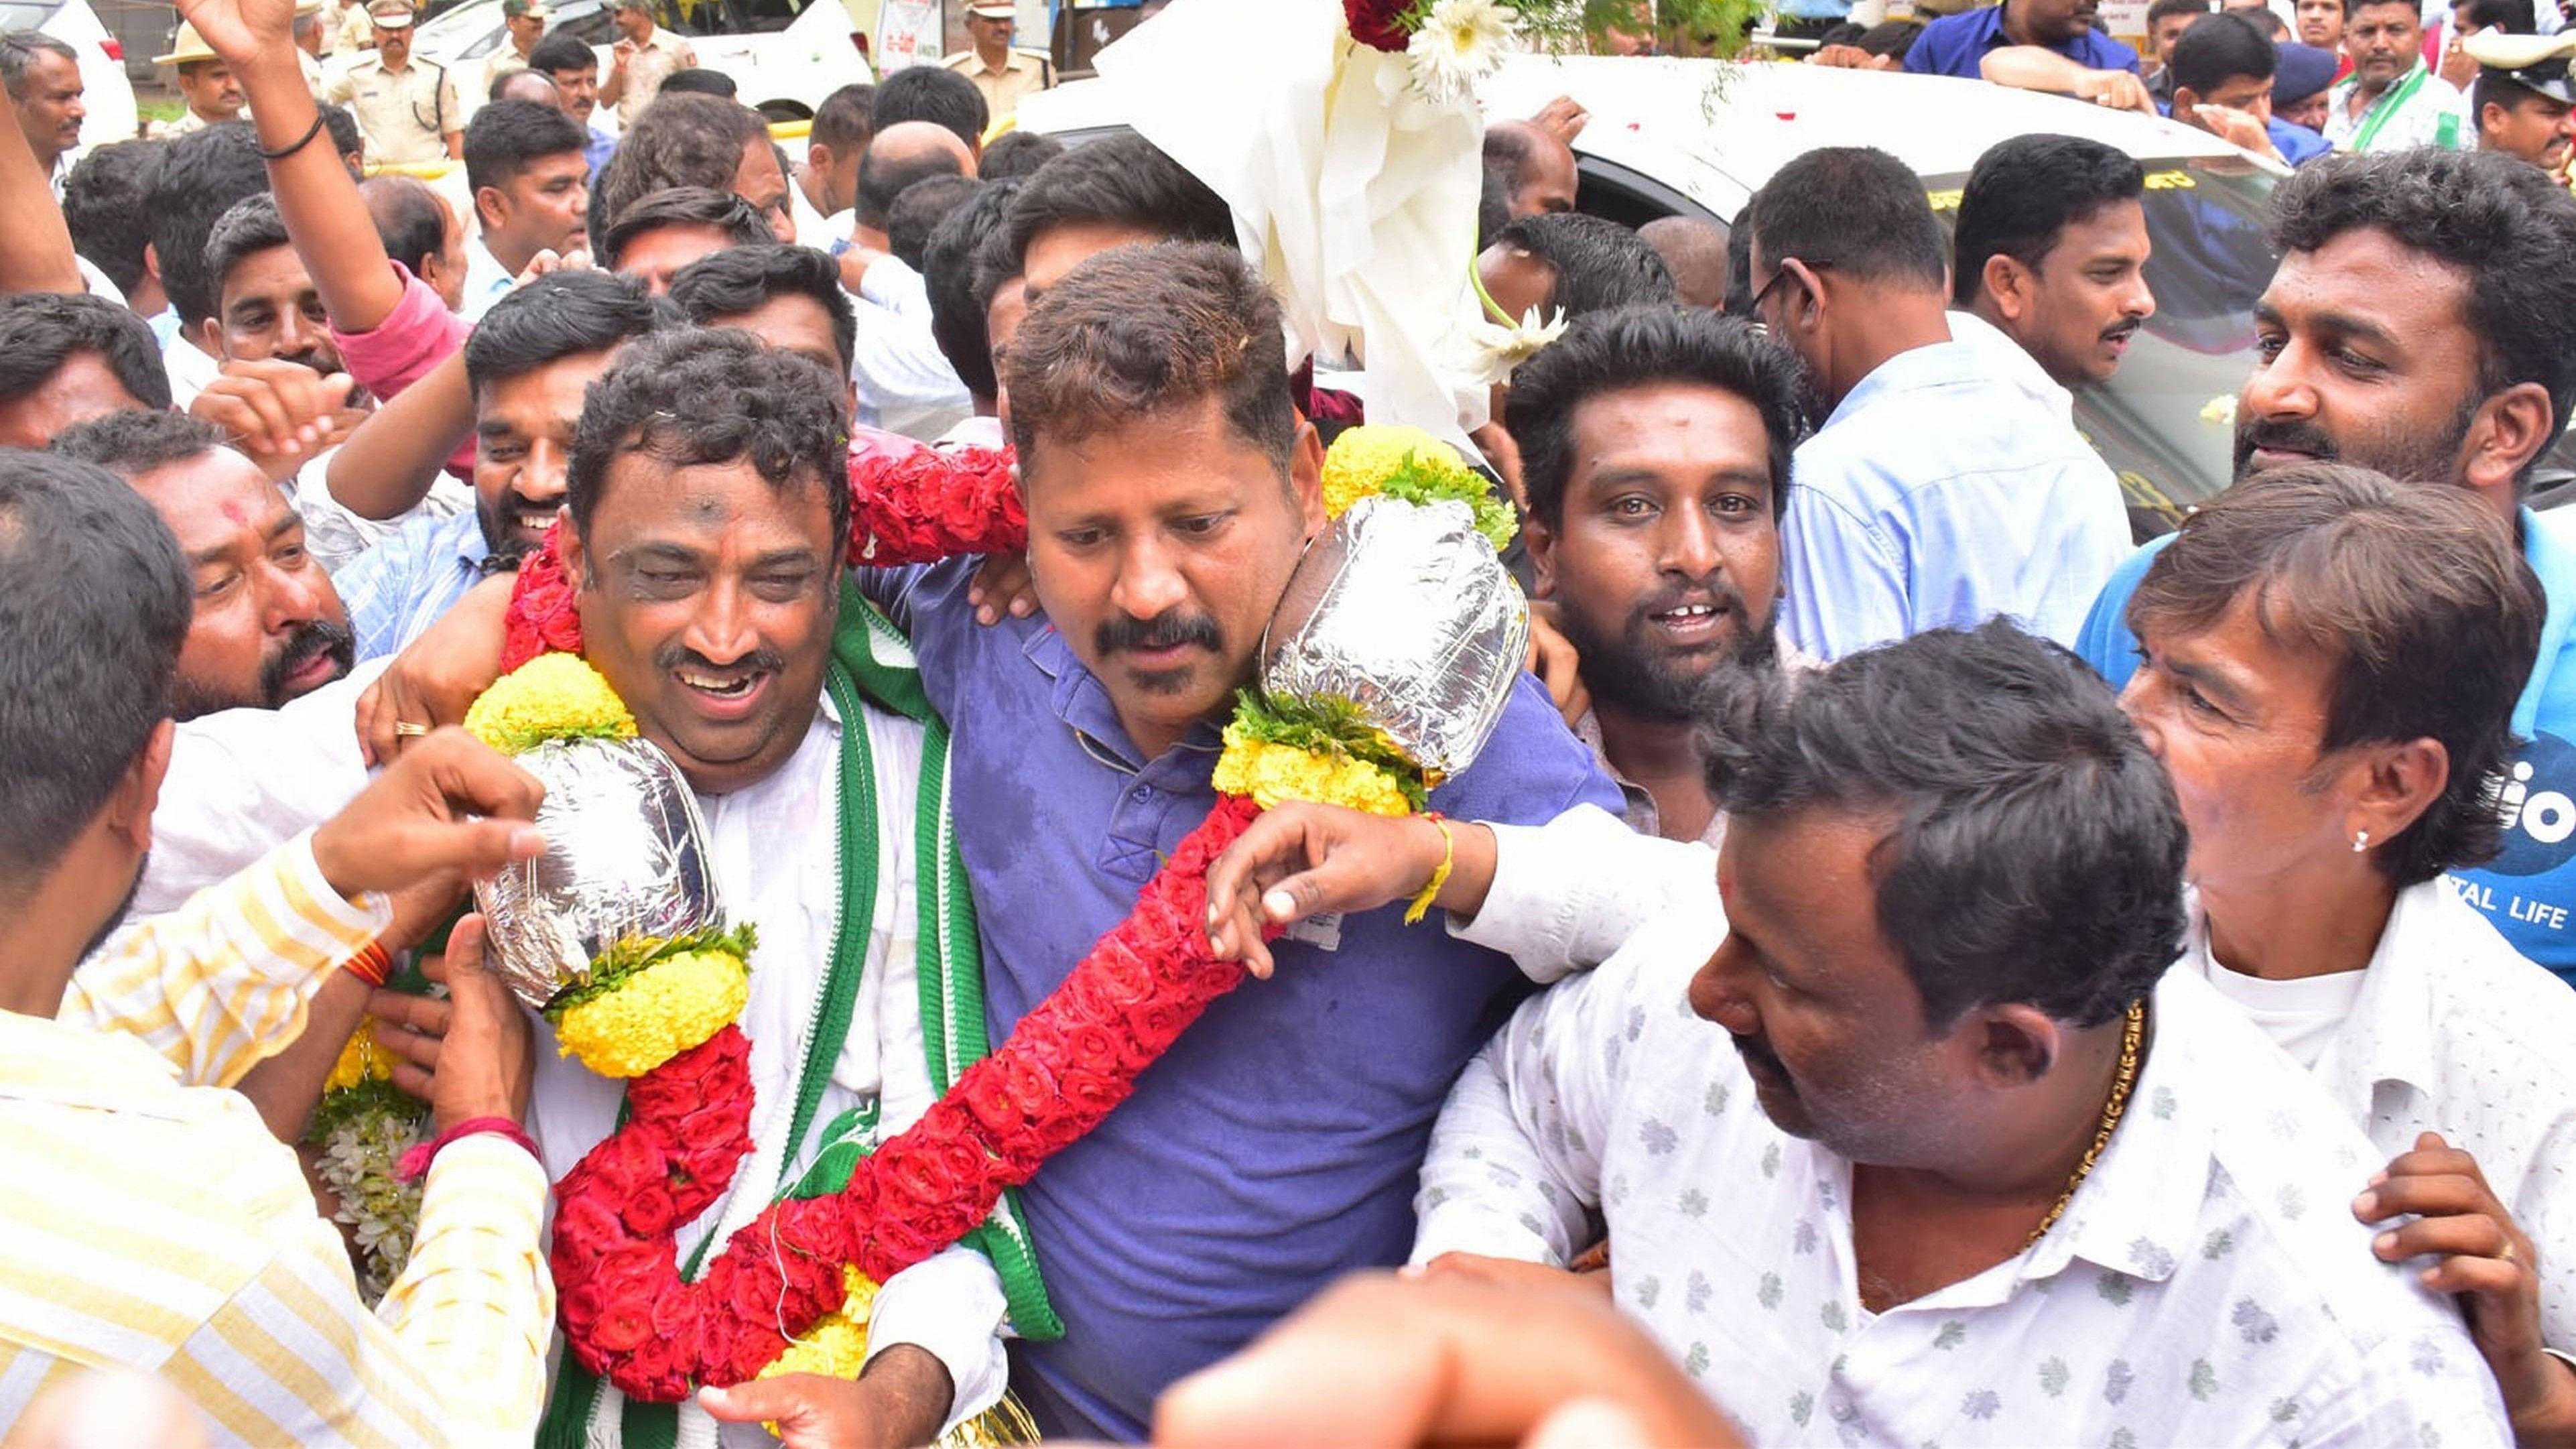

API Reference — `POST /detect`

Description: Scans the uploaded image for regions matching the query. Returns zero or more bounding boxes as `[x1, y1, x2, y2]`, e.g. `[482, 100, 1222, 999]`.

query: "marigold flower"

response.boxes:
[554, 947, 751, 1078]
[1214, 733, 1416, 816]
[464, 652, 638, 755]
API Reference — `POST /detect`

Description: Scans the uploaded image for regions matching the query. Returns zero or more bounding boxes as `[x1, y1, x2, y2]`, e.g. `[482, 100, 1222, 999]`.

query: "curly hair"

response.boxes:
[2128, 461, 2541, 886]
[1504, 305, 1809, 527]
[1706, 619, 2189, 1030]
[568, 328, 850, 553]
[2270, 148, 2576, 440]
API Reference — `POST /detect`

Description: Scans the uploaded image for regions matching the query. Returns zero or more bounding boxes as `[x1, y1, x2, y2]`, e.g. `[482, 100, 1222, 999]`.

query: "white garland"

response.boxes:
[313, 1099, 431, 1304]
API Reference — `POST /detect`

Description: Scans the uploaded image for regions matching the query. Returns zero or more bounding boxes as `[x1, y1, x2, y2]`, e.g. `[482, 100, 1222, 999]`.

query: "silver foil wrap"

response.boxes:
[1261, 494, 1530, 781]
[470, 736, 725, 1011]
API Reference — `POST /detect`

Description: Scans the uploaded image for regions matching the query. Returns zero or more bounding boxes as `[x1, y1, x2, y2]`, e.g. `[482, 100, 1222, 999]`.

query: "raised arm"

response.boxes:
[324, 345, 474, 519]
[0, 77, 82, 294]
[178, 0, 406, 331]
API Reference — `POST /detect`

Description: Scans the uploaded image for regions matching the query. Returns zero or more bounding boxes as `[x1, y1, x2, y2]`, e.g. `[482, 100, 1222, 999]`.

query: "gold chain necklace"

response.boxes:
[2018, 997, 2147, 1253]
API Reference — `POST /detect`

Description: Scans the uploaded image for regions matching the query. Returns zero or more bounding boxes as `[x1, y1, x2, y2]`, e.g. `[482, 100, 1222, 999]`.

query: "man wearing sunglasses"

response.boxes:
[1746, 145, 2132, 662]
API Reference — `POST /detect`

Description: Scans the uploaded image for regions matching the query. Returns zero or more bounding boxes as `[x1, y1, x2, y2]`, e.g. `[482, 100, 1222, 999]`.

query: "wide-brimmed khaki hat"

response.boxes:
[153, 21, 216, 64]
[966, 3, 1017, 18]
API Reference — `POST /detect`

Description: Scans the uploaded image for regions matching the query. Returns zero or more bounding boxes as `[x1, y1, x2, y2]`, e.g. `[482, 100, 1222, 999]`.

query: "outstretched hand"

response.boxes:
[1202, 804, 1468, 978]
[310, 726, 545, 900]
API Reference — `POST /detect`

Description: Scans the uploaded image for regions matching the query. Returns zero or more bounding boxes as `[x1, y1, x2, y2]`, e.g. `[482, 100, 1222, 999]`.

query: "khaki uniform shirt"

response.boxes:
[336, 3, 374, 53]
[325, 54, 460, 166]
[939, 46, 1052, 124]
[163, 107, 210, 137]
[299, 46, 326, 99]
[612, 26, 696, 127]
[481, 46, 530, 99]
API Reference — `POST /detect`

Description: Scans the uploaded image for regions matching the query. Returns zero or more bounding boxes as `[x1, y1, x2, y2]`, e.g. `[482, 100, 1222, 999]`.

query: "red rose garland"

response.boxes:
[545, 800, 1264, 1396]
[513, 438, 1279, 1398]
[1342, 0, 1414, 50]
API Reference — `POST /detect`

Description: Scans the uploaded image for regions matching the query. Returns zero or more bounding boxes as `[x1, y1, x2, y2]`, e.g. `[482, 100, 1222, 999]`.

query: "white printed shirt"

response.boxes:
[2183, 877, 2576, 1356]
[1418, 867, 2510, 1445]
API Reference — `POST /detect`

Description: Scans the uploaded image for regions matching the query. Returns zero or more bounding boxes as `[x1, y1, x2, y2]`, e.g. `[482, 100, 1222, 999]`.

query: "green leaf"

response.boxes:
[540, 920, 760, 1021]
[1226, 690, 1433, 810]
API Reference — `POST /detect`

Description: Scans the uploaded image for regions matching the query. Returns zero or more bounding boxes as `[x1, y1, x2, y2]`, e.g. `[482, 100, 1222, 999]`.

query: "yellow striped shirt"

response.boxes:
[1, 836, 556, 1445]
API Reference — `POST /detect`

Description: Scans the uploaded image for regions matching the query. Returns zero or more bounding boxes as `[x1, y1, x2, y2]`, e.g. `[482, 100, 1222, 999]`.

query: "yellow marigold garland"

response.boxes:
[1212, 733, 1414, 816]
[464, 653, 638, 755]
[550, 946, 752, 1079]
[324, 1017, 397, 1093]
[1317, 424, 1517, 554]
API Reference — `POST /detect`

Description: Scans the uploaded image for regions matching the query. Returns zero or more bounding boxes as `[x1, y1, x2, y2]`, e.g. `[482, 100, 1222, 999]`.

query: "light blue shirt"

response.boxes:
[332, 509, 489, 662]
[1778, 330, 2134, 661]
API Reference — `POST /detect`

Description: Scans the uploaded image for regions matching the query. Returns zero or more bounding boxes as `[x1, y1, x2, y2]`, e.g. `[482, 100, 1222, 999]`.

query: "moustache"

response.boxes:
[2101, 316, 2142, 345]
[2234, 416, 2339, 470]
[1733, 1031, 1792, 1087]
[1636, 578, 1749, 627]
[1096, 611, 1222, 659]
[653, 642, 789, 678]
[261, 616, 355, 703]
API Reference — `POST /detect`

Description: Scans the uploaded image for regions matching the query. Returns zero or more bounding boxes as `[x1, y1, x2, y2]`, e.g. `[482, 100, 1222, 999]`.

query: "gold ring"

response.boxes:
[392, 720, 430, 738]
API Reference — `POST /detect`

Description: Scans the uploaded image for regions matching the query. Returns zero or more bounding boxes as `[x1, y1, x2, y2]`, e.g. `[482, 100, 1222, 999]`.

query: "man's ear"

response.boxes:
[474, 184, 507, 231]
[2461, 381, 2560, 499]
[1288, 420, 1326, 537]
[1525, 513, 1560, 599]
[196, 314, 225, 360]
[105, 718, 176, 858]
[558, 505, 588, 585]
[141, 241, 162, 286]
[1967, 1003, 2065, 1089]
[1980, 253, 2031, 321]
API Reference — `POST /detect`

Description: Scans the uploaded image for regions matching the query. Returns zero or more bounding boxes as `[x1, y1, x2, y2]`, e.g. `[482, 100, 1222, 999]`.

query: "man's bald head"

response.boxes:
[1639, 216, 1730, 309]
[856, 119, 975, 232]
[1484, 120, 1577, 218]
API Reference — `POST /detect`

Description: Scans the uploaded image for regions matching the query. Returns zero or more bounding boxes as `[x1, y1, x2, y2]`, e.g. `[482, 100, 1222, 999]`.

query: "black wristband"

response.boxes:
[259, 111, 328, 162]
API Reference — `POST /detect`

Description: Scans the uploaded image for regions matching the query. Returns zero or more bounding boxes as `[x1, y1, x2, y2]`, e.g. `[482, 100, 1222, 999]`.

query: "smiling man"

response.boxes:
[1953, 135, 2156, 394]
[1508, 306, 1811, 846]
[2326, 0, 2470, 150]
[2078, 147, 2576, 984]
[54, 410, 355, 716]
[2465, 28, 2576, 168]
[333, 269, 669, 661]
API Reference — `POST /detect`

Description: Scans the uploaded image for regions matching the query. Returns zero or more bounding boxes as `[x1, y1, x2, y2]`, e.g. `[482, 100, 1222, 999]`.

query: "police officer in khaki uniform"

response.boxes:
[324, 0, 461, 166]
[940, 1, 1052, 125]
[600, 0, 696, 127]
[153, 23, 246, 135]
[2463, 29, 2576, 178]
[292, 0, 330, 98]
[482, 0, 549, 94]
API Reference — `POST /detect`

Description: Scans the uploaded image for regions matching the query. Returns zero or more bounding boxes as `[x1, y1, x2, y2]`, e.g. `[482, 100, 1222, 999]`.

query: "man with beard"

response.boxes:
[53, 410, 356, 717]
[1506, 306, 1810, 846]
[2077, 147, 2576, 983]
[1951, 135, 2156, 395]
[2464, 29, 2576, 169]
[2327, 0, 2469, 150]
[1747, 146, 2130, 661]
[333, 270, 670, 660]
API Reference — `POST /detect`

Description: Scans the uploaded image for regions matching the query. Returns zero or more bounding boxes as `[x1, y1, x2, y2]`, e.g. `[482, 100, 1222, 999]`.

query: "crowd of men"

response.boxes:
[3, 0, 2576, 1442]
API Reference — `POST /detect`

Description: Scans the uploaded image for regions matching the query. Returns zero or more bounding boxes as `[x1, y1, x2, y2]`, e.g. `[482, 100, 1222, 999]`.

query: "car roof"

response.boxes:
[1021, 52, 2253, 216]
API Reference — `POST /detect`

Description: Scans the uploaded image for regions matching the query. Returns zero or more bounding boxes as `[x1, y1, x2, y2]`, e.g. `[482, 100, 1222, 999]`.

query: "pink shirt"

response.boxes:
[329, 261, 475, 479]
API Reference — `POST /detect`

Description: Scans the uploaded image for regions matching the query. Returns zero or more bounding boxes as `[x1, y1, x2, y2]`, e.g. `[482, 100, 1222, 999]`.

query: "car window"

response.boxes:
[728, 0, 806, 34]
[0, 1, 66, 28]
[561, 4, 617, 42]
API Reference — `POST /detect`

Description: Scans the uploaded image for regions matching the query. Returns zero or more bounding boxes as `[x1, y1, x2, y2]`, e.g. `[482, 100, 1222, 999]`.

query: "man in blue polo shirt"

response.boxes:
[1907, 0, 2140, 77]
[2076, 148, 2576, 987]
[872, 243, 1622, 1438]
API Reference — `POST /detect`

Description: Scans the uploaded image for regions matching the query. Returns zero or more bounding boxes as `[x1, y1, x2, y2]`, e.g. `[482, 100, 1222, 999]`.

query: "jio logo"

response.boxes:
[2489, 732, 2576, 878]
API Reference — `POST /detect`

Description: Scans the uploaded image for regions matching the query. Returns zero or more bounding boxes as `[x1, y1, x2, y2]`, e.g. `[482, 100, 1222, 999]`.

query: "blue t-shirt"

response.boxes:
[879, 561, 1624, 1439]
[1905, 2, 2139, 77]
[2075, 511, 2576, 987]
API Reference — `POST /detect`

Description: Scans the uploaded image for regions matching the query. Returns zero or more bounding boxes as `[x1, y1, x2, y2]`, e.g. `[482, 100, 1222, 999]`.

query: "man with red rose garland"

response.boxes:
[121, 312, 1051, 1447]
[860, 242, 1622, 1439]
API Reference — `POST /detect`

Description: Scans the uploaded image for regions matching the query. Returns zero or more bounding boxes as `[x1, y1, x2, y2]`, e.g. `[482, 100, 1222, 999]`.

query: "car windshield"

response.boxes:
[0, 1, 66, 27]
[1929, 155, 2282, 538]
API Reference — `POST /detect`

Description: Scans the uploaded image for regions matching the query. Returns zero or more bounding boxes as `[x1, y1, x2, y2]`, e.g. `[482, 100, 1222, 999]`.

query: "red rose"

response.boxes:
[591, 1301, 655, 1354]
[1125, 997, 1193, 1047]
[621, 1184, 680, 1237]
[1342, 0, 1412, 49]
[1060, 1023, 1129, 1073]
[551, 1194, 627, 1257]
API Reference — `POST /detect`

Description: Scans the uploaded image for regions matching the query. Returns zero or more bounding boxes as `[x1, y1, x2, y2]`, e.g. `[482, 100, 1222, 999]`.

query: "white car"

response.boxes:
[1023, 56, 2305, 535]
[406, 0, 870, 124]
[0, 0, 140, 149]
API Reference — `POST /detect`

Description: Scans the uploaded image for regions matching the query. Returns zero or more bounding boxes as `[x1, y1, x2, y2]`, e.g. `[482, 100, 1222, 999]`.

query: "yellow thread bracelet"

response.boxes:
[1405, 816, 1455, 925]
